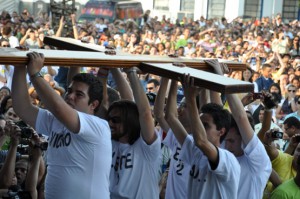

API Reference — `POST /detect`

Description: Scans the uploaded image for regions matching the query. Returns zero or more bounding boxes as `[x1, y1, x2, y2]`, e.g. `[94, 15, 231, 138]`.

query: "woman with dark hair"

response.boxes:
[269, 83, 282, 101]
[108, 68, 161, 199]
[290, 36, 300, 56]
[242, 66, 253, 82]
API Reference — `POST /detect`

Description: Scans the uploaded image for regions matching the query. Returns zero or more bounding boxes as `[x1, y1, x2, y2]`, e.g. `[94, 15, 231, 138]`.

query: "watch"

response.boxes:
[30, 71, 43, 80]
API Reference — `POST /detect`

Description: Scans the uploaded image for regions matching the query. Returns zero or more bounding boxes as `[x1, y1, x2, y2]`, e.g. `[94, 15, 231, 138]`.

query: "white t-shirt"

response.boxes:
[180, 135, 240, 199]
[36, 109, 112, 199]
[110, 134, 161, 199]
[235, 134, 272, 199]
[162, 129, 190, 199]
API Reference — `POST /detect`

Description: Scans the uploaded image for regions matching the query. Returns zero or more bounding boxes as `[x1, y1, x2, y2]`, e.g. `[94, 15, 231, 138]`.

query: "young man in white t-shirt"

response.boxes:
[153, 77, 192, 199]
[165, 78, 240, 199]
[206, 59, 272, 199]
[12, 52, 112, 199]
[108, 68, 161, 199]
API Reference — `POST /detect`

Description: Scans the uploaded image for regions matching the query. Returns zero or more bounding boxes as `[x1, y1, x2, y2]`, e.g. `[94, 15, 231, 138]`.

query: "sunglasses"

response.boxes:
[288, 90, 296, 93]
[108, 116, 121, 124]
[2, 45, 10, 47]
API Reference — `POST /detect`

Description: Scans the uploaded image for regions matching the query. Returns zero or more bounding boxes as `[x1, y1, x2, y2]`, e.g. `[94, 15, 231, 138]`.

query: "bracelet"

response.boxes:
[30, 71, 43, 80]
[127, 69, 137, 74]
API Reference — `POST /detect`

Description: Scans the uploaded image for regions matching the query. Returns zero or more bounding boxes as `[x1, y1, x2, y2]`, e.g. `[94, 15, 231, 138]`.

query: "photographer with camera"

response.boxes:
[12, 52, 111, 199]
[262, 123, 300, 194]
[0, 120, 21, 191]
[25, 131, 46, 199]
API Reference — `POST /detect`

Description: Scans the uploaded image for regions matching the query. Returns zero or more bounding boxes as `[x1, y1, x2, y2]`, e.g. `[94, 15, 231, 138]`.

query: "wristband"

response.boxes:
[30, 71, 43, 80]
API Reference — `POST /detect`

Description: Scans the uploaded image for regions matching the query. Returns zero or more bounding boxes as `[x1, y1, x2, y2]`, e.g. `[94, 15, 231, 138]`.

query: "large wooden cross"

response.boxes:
[0, 36, 254, 94]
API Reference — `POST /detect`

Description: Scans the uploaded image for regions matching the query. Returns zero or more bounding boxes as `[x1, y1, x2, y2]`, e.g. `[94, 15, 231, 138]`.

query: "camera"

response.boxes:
[253, 92, 263, 100]
[2, 185, 31, 199]
[34, 142, 48, 151]
[15, 121, 34, 139]
[271, 131, 283, 139]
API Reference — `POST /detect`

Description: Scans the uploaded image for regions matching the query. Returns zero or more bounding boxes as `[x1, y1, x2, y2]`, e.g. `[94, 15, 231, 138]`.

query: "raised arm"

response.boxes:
[257, 92, 278, 141]
[12, 64, 39, 128]
[55, 16, 65, 37]
[25, 52, 80, 133]
[182, 74, 219, 164]
[71, 14, 79, 40]
[205, 59, 254, 145]
[25, 133, 43, 199]
[153, 77, 170, 133]
[165, 80, 188, 146]
[124, 68, 156, 144]
[110, 68, 134, 101]
[0, 122, 20, 189]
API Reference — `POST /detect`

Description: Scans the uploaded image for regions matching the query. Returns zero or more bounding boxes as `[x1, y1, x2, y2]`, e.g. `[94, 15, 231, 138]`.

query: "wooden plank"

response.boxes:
[139, 62, 254, 94]
[0, 47, 246, 71]
[43, 36, 247, 71]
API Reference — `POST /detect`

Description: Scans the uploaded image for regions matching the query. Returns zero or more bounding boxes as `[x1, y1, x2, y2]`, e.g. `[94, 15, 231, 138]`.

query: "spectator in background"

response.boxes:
[146, 79, 160, 94]
[270, 146, 300, 199]
[254, 64, 274, 92]
[0, 26, 19, 48]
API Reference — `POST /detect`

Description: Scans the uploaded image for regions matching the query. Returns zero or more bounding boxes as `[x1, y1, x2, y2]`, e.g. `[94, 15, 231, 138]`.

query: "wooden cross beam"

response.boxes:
[0, 36, 254, 94]
[43, 36, 246, 71]
[140, 63, 253, 94]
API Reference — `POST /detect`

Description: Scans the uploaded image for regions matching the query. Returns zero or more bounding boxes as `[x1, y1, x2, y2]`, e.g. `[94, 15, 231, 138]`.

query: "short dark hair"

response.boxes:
[2, 26, 12, 35]
[284, 116, 300, 129]
[71, 73, 103, 112]
[108, 100, 140, 145]
[201, 103, 231, 143]
[147, 79, 160, 87]
[262, 63, 272, 70]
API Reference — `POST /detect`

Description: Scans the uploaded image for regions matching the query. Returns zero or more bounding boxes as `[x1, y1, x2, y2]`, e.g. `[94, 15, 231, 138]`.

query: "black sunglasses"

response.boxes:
[108, 116, 122, 124]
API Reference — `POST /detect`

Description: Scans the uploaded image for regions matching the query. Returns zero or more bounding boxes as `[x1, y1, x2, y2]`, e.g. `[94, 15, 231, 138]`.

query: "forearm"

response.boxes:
[154, 77, 169, 132]
[258, 109, 272, 141]
[165, 80, 187, 145]
[284, 144, 295, 155]
[25, 154, 40, 199]
[67, 67, 80, 86]
[269, 169, 282, 188]
[12, 67, 38, 127]
[226, 94, 253, 144]
[111, 68, 133, 101]
[127, 70, 155, 144]
[19, 34, 28, 45]
[96, 77, 109, 119]
[0, 144, 18, 188]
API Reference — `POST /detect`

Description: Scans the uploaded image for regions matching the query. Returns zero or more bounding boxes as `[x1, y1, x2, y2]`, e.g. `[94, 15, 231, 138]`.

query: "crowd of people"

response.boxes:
[0, 7, 300, 199]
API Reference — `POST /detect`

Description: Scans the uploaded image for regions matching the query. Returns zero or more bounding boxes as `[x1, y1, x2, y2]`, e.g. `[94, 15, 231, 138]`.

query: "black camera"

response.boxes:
[2, 185, 32, 199]
[271, 131, 283, 139]
[34, 142, 48, 151]
[15, 121, 34, 139]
